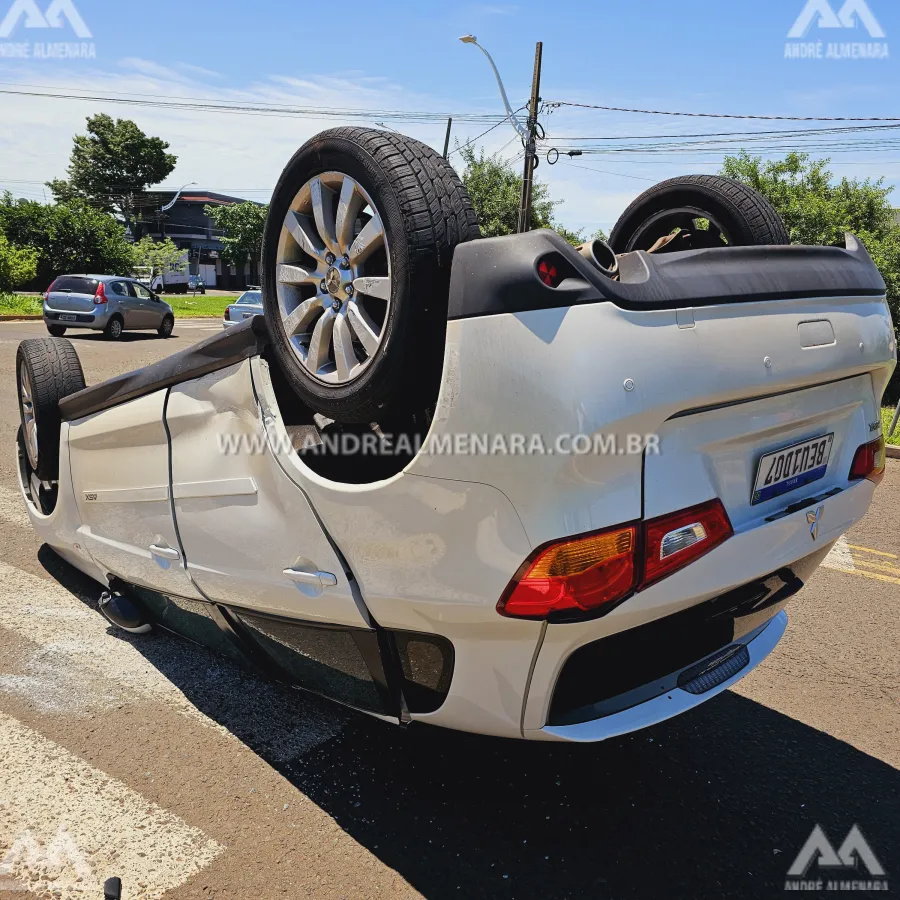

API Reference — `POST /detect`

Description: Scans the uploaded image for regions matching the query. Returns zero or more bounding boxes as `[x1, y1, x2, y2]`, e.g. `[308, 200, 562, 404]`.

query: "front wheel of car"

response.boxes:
[16, 338, 86, 482]
[46, 325, 66, 337]
[261, 127, 480, 423]
[157, 315, 174, 338]
[103, 316, 124, 341]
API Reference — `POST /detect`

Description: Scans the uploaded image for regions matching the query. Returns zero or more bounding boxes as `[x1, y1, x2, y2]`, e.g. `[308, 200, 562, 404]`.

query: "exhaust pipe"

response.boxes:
[577, 239, 618, 278]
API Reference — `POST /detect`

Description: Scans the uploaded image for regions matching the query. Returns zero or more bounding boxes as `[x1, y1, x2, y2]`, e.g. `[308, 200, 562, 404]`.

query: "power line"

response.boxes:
[546, 101, 900, 122]
[0, 86, 507, 124]
[554, 160, 658, 182]
[447, 106, 527, 157]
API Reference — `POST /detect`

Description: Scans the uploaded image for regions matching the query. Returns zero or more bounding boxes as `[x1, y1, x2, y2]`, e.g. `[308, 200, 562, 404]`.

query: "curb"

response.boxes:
[887, 444, 900, 460]
[0, 315, 42, 321]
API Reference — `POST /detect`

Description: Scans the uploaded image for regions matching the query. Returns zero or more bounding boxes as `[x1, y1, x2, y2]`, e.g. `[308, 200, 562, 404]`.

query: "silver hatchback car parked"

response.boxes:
[43, 274, 175, 341]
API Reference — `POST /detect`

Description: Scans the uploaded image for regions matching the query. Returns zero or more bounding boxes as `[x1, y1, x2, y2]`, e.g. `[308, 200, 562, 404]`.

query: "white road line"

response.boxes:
[0, 559, 345, 759]
[0, 711, 223, 899]
[823, 535, 856, 572]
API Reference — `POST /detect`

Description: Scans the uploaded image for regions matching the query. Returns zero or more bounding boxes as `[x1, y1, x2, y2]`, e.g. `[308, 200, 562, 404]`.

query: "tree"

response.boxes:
[130, 236, 186, 280]
[0, 233, 38, 292]
[0, 193, 135, 286]
[205, 201, 268, 270]
[457, 145, 594, 244]
[47, 114, 177, 225]
[720, 151, 900, 328]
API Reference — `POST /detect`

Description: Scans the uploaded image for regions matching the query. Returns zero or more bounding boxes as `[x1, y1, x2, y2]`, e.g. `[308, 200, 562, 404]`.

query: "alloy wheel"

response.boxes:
[19, 362, 38, 470]
[275, 172, 391, 385]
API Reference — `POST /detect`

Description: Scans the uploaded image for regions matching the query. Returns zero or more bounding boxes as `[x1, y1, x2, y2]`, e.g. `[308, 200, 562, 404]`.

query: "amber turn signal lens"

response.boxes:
[498, 525, 637, 619]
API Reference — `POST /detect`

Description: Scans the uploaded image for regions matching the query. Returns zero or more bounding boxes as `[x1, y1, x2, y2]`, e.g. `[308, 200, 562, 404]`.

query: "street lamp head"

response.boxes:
[459, 34, 477, 44]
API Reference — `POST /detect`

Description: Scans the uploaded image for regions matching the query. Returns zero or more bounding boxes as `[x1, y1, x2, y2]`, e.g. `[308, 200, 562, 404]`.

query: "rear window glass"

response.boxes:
[52, 276, 99, 294]
[237, 291, 262, 305]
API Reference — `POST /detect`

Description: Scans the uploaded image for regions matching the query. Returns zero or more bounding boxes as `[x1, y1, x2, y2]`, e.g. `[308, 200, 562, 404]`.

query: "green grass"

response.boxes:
[165, 294, 239, 318]
[881, 406, 900, 446]
[0, 292, 42, 316]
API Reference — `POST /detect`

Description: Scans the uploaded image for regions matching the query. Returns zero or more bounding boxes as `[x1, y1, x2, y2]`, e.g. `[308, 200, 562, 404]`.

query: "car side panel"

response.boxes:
[251, 357, 543, 738]
[67, 390, 202, 599]
[166, 360, 371, 629]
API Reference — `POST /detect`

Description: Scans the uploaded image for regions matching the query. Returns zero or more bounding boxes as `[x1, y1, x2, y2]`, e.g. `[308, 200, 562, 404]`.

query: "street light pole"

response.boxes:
[517, 42, 542, 234]
[459, 35, 542, 233]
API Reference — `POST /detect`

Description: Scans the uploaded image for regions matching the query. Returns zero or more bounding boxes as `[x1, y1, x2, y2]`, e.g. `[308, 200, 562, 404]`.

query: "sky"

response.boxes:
[0, 0, 897, 234]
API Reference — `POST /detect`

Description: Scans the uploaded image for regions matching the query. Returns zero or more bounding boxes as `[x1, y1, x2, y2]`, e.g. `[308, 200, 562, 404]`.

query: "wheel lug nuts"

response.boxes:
[325, 252, 336, 266]
[344, 284, 354, 297]
[320, 280, 328, 293]
[332, 300, 341, 312]
[340, 256, 351, 270]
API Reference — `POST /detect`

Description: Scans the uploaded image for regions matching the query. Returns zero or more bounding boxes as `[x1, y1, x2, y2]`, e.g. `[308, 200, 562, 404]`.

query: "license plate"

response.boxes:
[752, 433, 834, 505]
[59, 314, 77, 322]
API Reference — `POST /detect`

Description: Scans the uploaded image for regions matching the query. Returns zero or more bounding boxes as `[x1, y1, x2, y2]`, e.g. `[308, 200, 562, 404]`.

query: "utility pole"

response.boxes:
[442, 117, 453, 158]
[517, 41, 542, 234]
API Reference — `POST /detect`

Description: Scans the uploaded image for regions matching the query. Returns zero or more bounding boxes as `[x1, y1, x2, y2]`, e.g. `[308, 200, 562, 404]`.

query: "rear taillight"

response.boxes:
[498, 524, 638, 619]
[94, 282, 107, 304]
[499, 499, 734, 620]
[640, 499, 733, 589]
[224, 307, 230, 321]
[44, 279, 57, 302]
[849, 436, 885, 484]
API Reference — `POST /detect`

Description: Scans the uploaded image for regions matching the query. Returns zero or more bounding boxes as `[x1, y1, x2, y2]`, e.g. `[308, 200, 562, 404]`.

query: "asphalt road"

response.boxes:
[0, 320, 897, 900]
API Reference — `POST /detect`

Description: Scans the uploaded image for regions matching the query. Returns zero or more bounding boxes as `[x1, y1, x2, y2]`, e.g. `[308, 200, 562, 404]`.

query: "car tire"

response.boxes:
[608, 175, 790, 253]
[261, 127, 480, 423]
[16, 338, 86, 482]
[104, 316, 124, 341]
[158, 315, 174, 338]
[46, 325, 66, 337]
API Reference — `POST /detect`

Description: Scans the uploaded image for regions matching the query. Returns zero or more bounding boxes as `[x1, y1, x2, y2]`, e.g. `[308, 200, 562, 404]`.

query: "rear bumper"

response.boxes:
[518, 478, 873, 739]
[531, 610, 788, 742]
[44, 303, 109, 329]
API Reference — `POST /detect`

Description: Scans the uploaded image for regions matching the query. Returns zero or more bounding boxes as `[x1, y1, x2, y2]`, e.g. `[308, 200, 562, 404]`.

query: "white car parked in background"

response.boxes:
[14, 128, 895, 742]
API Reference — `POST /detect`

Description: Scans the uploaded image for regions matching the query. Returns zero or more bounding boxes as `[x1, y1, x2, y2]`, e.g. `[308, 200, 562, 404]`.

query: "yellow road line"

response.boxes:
[826, 565, 900, 586]
[846, 543, 898, 559]
[850, 557, 900, 577]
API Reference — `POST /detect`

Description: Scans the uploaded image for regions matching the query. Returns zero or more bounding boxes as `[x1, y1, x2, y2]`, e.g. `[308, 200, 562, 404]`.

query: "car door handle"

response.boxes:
[283, 568, 338, 588]
[150, 544, 180, 561]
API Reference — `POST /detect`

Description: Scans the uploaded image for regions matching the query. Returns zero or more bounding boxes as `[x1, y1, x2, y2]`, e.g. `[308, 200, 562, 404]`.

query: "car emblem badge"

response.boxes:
[806, 505, 823, 541]
[325, 267, 342, 295]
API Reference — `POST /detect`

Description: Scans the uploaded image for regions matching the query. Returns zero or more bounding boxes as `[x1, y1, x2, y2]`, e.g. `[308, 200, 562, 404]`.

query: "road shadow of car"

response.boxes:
[66, 332, 171, 343]
[38, 545, 900, 900]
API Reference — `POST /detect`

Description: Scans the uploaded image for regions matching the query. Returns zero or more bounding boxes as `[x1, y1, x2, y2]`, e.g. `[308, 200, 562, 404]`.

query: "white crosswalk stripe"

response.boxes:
[0, 711, 224, 899]
[0, 556, 345, 757]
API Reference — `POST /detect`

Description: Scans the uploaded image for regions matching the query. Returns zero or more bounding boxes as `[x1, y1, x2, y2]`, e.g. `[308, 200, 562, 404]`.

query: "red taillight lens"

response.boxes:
[640, 499, 733, 589]
[499, 500, 735, 620]
[498, 525, 638, 619]
[537, 257, 561, 288]
[224, 307, 230, 321]
[94, 282, 107, 304]
[44, 279, 57, 302]
[849, 436, 885, 484]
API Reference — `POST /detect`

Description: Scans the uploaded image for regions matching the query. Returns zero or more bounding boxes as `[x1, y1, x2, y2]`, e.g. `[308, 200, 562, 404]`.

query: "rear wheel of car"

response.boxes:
[608, 175, 790, 253]
[158, 315, 174, 338]
[104, 316, 124, 341]
[46, 325, 66, 337]
[261, 127, 480, 423]
[16, 338, 86, 482]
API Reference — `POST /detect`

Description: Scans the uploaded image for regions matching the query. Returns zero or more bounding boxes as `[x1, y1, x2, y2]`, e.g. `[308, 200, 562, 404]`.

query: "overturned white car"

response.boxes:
[15, 128, 895, 741]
